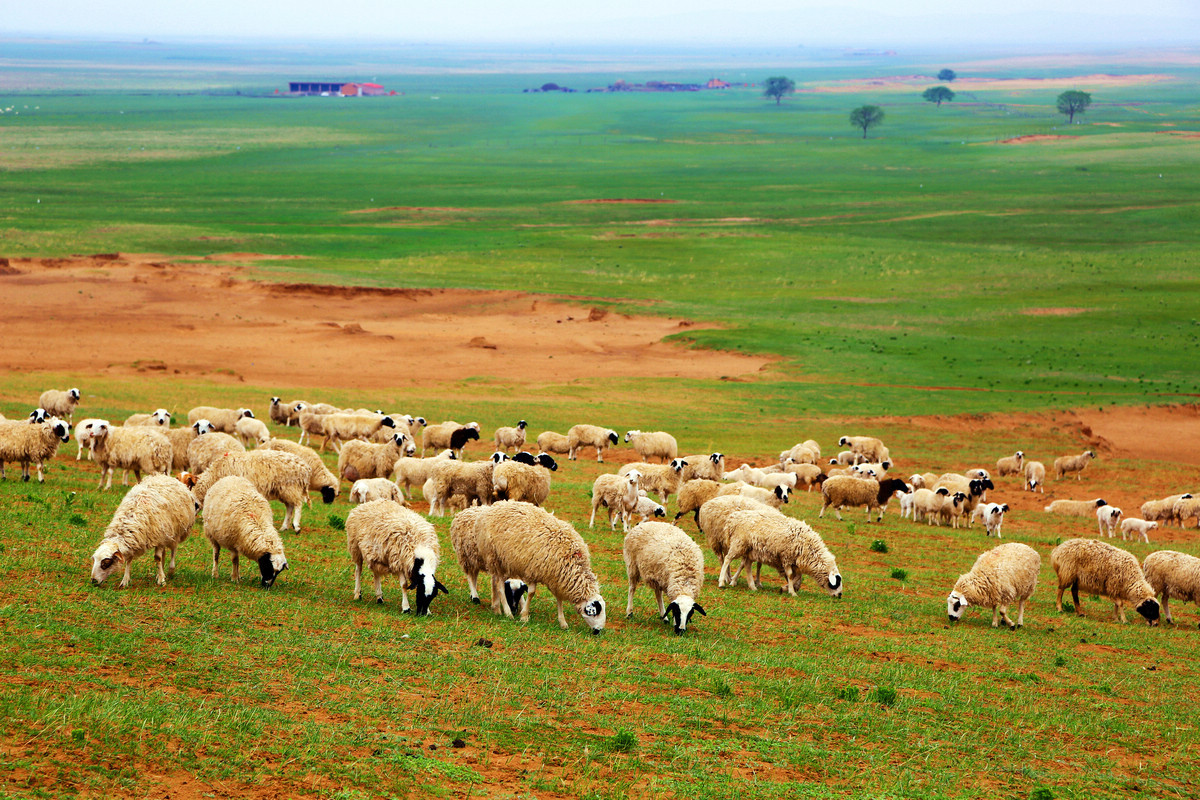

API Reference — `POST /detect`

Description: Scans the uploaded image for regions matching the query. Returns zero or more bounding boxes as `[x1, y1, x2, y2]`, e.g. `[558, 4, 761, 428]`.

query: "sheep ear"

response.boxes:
[692, 603, 707, 617]
[828, 572, 841, 590]
[435, 579, 449, 595]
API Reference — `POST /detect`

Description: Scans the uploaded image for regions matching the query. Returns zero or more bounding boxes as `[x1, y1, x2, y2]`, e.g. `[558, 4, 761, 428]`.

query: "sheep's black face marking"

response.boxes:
[653, 507, 665, 518]
[381, 417, 396, 429]
[321, 486, 337, 504]
[1136, 599, 1161, 625]
[538, 454, 558, 471]
[607, 432, 618, 445]
[513, 451, 535, 465]
[503, 581, 528, 616]
[257, 554, 278, 588]
[710, 453, 722, 463]
[517, 420, 527, 429]
[583, 600, 602, 617]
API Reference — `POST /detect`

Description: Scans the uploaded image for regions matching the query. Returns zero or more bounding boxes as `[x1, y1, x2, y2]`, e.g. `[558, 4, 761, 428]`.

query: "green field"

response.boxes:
[2, 40, 1200, 799]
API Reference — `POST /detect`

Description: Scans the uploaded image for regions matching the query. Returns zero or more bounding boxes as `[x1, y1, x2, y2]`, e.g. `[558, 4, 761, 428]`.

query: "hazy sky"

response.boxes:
[8, 0, 1199, 46]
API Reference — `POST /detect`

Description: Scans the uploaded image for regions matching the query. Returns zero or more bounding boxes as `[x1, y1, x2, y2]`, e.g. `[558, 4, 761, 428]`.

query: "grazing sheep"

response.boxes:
[1172, 495, 1200, 529]
[590, 470, 642, 530]
[623, 430, 678, 464]
[90, 422, 171, 490]
[946, 542, 1040, 629]
[125, 409, 172, 429]
[338, 433, 416, 483]
[1024, 460, 1046, 493]
[422, 421, 481, 456]
[1054, 450, 1096, 481]
[718, 507, 843, 598]
[736, 483, 791, 507]
[164, 420, 210, 472]
[965, 468, 991, 481]
[679, 453, 725, 482]
[1044, 498, 1107, 517]
[1119, 518, 1157, 543]
[781, 462, 826, 492]
[469, 500, 606, 632]
[995, 451, 1025, 477]
[189, 450, 328, 533]
[780, 441, 821, 466]
[623, 521, 706, 634]
[618, 459, 688, 504]
[426, 456, 501, 516]
[391, 450, 456, 500]
[90, 474, 195, 589]
[269, 397, 307, 427]
[38, 388, 81, 423]
[187, 406, 254, 434]
[0, 417, 70, 482]
[202, 476, 288, 588]
[1141, 493, 1193, 527]
[567, 424, 619, 462]
[1097, 505, 1123, 538]
[346, 500, 447, 615]
[830, 450, 867, 466]
[970, 502, 1010, 538]
[494, 420, 528, 452]
[349, 478, 405, 505]
[74, 417, 105, 460]
[297, 408, 334, 450]
[819, 476, 908, 522]
[1050, 538, 1160, 625]
[261, 438, 340, 501]
[1142, 551, 1200, 625]
[838, 435, 888, 463]
[492, 455, 557, 506]
[535, 430, 571, 456]
[235, 416, 271, 448]
[675, 479, 722, 524]
[321, 412, 398, 452]
[187, 431, 245, 474]
[911, 487, 951, 524]
[696, 495, 774, 584]
[632, 493, 667, 524]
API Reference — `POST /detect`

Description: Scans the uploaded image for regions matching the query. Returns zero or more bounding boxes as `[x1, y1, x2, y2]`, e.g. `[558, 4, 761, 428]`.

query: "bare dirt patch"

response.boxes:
[998, 135, 1074, 145]
[0, 253, 769, 389]
[1019, 307, 1091, 316]
[564, 198, 677, 204]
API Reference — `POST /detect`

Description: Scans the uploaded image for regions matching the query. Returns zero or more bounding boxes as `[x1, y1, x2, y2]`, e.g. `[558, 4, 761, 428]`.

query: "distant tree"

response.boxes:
[922, 86, 955, 107]
[541, 82, 561, 92]
[937, 68, 957, 82]
[763, 76, 795, 105]
[850, 105, 885, 138]
[1056, 90, 1093, 124]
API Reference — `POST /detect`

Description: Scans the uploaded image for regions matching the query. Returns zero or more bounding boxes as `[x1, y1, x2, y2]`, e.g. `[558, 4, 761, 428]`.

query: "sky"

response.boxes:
[7, 0, 1200, 47]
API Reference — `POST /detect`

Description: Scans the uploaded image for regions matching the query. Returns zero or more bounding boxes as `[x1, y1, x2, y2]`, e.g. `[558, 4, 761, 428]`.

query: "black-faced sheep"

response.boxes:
[0, 417, 70, 482]
[1050, 538, 1160, 625]
[1142, 550, 1200, 625]
[38, 388, 81, 423]
[567, 424, 619, 462]
[946, 542, 1040, 629]
[202, 475, 288, 588]
[346, 499, 447, 615]
[623, 521, 706, 634]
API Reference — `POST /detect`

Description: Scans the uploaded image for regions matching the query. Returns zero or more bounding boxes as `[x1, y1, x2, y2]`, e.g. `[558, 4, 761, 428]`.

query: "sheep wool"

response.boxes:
[1054, 450, 1097, 481]
[262, 437, 340, 500]
[187, 406, 254, 434]
[338, 433, 416, 482]
[1050, 538, 1160, 625]
[90, 422, 171, 490]
[323, 412, 398, 452]
[1141, 550, 1200, 625]
[187, 431, 245, 474]
[90, 474, 196, 589]
[38, 388, 81, 422]
[493, 460, 553, 506]
[235, 416, 271, 448]
[125, 409, 172, 428]
[1024, 460, 1046, 493]
[696, 494, 773, 583]
[426, 458, 500, 516]
[618, 459, 688, 504]
[392, 450, 456, 500]
[623, 430, 678, 464]
[590, 470, 642, 530]
[164, 421, 210, 471]
[675, 479, 722, 524]
[0, 417, 70, 482]
[535, 430, 571, 456]
[1044, 498, 1107, 517]
[202, 475, 288, 588]
[623, 521, 706, 634]
[567, 424, 619, 462]
[946, 542, 1040, 629]
[349, 478, 405, 505]
[838, 435, 888, 463]
[346, 499, 447, 615]
[190, 449, 327, 533]
[679, 453, 726, 482]
[719, 507, 843, 598]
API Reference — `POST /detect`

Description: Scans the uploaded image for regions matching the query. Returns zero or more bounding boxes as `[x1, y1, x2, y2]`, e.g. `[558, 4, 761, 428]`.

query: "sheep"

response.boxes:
[819, 475, 908, 522]
[235, 416, 271, 448]
[164, 421, 211, 472]
[536, 430, 571, 456]
[349, 478, 405, 505]
[493, 420, 528, 452]
[829, 450, 866, 466]
[851, 461, 892, 480]
[590, 470, 642, 530]
[623, 521, 706, 634]
[469, 500, 606, 632]
[838, 435, 888, 463]
[695, 494, 773, 584]
[422, 420, 481, 456]
[1097, 505, 1123, 538]
[935, 477, 994, 524]
[125, 409, 172, 428]
[723, 463, 772, 485]
[202, 475, 288, 588]
[567, 424, 619, 462]
[0, 417, 70, 482]
[938, 491, 969, 529]
[1172, 495, 1200, 529]
[718, 508, 843, 598]
[1141, 494, 1193, 527]
[187, 431, 245, 474]
[261, 438, 340, 501]
[492, 455, 557, 506]
[346, 499, 447, 615]
[675, 479, 722, 524]
[995, 451, 1025, 477]
[1054, 450, 1096, 481]
[736, 483, 791, 507]
[1044, 498, 1107, 517]
[946, 542, 1040, 629]
[425, 457, 500, 516]
[909, 472, 939, 490]
[187, 406, 254, 434]
[1142, 551, 1200, 625]
[74, 417, 105, 460]
[90, 474, 195, 589]
[321, 412, 398, 452]
[970, 502, 1010, 538]
[297, 409, 334, 449]
[337, 433, 415, 483]
[679, 452, 725, 482]
[618, 458, 688, 504]
[189, 450, 329, 533]
[391, 450, 456, 500]
[1120, 518, 1157, 543]
[632, 493, 667, 523]
[269, 397, 307, 427]
[623, 430, 678, 464]
[908, 487, 947, 524]
[1050, 538, 1160, 625]
[1024, 461, 1046, 493]
[780, 463, 826, 492]
[965, 468, 991, 481]
[38, 388, 80, 423]
[90, 422, 171, 490]
[780, 441, 821, 466]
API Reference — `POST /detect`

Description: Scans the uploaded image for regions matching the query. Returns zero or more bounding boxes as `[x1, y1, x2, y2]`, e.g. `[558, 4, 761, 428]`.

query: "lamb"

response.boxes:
[1054, 449, 1096, 481]
[187, 406, 254, 434]
[166, 420, 211, 472]
[349, 478, 405, 505]
[1097, 505, 1124, 538]
[695, 494, 773, 584]
[346, 499, 447, 615]
[235, 416, 271, 448]
[819, 475, 908, 522]
[623, 521, 706, 634]
[536, 430, 571, 456]
[618, 459, 688, 504]
[970, 502, 1010, 538]
[425, 457, 501, 516]
[1119, 518, 1157, 543]
[946, 542, 1040, 629]
[838, 435, 888, 463]
[187, 431, 245, 474]
[469, 500, 606, 632]
[909, 472, 939, 490]
[590, 470, 642, 530]
[269, 397, 307, 426]
[623, 430, 678, 463]
[1142, 551, 1200, 625]
[995, 451, 1025, 477]
[38, 388, 81, 423]
[0, 417, 70, 482]
[679, 452, 725, 482]
[202, 475, 288, 588]
[422, 420, 481, 456]
[1024, 461, 1046, 493]
[391, 450, 456, 500]
[125, 409, 172, 428]
[337, 433, 416, 483]
[1050, 538, 1160, 625]
[492, 455, 557, 506]
[938, 492, 968, 529]
[1141, 494, 1193, 527]
[935, 477, 994, 524]
[1044, 498, 1107, 517]
[632, 493, 667, 523]
[493, 420, 528, 452]
[567, 424, 619, 462]
[74, 417, 105, 460]
[829, 450, 867, 466]
[911, 487, 951, 524]
[189, 450, 329, 533]
[675, 479, 722, 524]
[261, 437, 340, 501]
[90, 422, 171, 490]
[718, 507, 843, 598]
[90, 474, 195, 589]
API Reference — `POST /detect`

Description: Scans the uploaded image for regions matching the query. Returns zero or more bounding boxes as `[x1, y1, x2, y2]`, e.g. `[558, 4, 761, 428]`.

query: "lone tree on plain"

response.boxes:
[763, 76, 795, 105]
[922, 86, 955, 107]
[850, 105, 885, 138]
[1056, 90, 1092, 124]
[937, 68, 957, 82]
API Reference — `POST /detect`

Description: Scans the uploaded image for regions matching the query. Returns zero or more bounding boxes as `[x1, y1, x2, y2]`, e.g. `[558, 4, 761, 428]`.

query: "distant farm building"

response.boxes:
[707, 78, 730, 89]
[289, 81, 388, 96]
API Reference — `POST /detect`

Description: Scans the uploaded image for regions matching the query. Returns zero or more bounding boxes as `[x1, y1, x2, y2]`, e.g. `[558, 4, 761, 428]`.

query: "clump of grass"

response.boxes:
[871, 686, 897, 707]
[846, 522, 857, 536]
[68, 513, 87, 527]
[870, 540, 888, 553]
[607, 730, 638, 753]
[1054, 655, 1067, 668]
[1030, 788, 1055, 800]
[328, 513, 346, 531]
[712, 677, 733, 697]
[836, 686, 860, 702]
[890, 568, 908, 581]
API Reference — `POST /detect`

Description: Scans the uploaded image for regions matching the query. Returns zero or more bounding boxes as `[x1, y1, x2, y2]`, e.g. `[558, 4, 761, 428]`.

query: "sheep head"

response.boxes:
[664, 596, 706, 635]
[947, 590, 968, 622]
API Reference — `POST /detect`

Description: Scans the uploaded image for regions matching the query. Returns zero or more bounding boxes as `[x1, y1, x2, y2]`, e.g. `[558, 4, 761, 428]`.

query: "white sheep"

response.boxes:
[346, 499, 447, 615]
[349, 478, 405, 504]
[165, 421, 211, 472]
[970, 502, 1010, 538]
[1024, 460, 1046, 493]
[187, 406, 254, 434]
[909, 472, 939, 490]
[535, 430, 571, 456]
[623, 430, 678, 463]
[838, 435, 888, 463]
[946, 542, 1040, 629]
[632, 492, 667, 523]
[493, 420, 528, 452]
[618, 458, 688, 504]
[297, 408, 334, 450]
[911, 487, 950, 524]
[38, 388, 80, 423]
[590, 470, 642, 530]
[1050, 538, 1160, 625]
[1054, 449, 1096, 481]
[623, 521, 706, 634]
[674, 479, 722, 524]
[780, 441, 820, 465]
[1141, 493, 1193, 527]
[1172, 496, 1200, 529]
[261, 437, 340, 502]
[187, 431, 245, 474]
[189, 450, 324, 533]
[1097, 505, 1123, 538]
[338, 433, 415, 482]
[392, 450, 456, 500]
[939, 492, 968, 529]
[322, 412, 399, 452]
[235, 416, 271, 448]
[723, 463, 771, 485]
[567, 424, 619, 462]
[679, 452, 725, 482]
[125, 409, 172, 428]
[1119, 517, 1157, 543]
[778, 462, 826, 492]
[696, 494, 773, 586]
[422, 420, 481, 457]
[90, 474, 195, 589]
[492, 455, 557, 506]
[425, 456, 502, 516]
[0, 417, 70, 482]
[718, 507, 843, 598]
[90, 422, 171, 490]
[736, 482, 791, 507]
[1142, 550, 1200, 625]
[202, 475, 288, 588]
[74, 417, 105, 460]
[829, 450, 867, 466]
[269, 397, 307, 426]
[995, 451, 1025, 477]
[1044, 498, 1107, 517]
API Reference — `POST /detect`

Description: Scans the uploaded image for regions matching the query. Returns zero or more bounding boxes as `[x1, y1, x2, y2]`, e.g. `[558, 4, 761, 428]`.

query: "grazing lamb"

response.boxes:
[995, 451, 1025, 477]
[590, 470, 642, 530]
[679, 453, 725, 482]
[90, 422, 171, 490]
[1044, 498, 1107, 517]
[624, 430, 678, 464]
[349, 478, 405, 504]
[39, 388, 81, 423]
[189, 450, 328, 533]
[946, 542, 1040, 629]
[493, 420, 528, 453]
[261, 438, 340, 501]
[187, 406, 254, 434]
[1119, 518, 1157, 543]
[74, 418, 105, 460]
[391, 450, 456, 500]
[90, 474, 195, 589]
[567, 424, 619, 462]
[938, 491, 969, 529]
[125, 409, 172, 428]
[1142, 551, 1200, 625]
[0, 417, 70, 482]
[1096, 505, 1123, 538]
[632, 493, 667, 524]
[202, 476, 288, 588]
[492, 455, 557, 506]
[1050, 538, 1160, 625]
[623, 521, 706, 634]
[618, 459, 688, 504]
[346, 499, 447, 615]
[338, 433, 416, 483]
[422, 421, 481, 457]
[970, 502, 1010, 538]
[1024, 460, 1046, 493]
[819, 476, 908, 522]
[1054, 449, 1097, 481]
[718, 507, 843, 598]
[187, 431, 245, 474]
[838, 435, 889, 463]
[235, 416, 271, 448]
[535, 430, 571, 456]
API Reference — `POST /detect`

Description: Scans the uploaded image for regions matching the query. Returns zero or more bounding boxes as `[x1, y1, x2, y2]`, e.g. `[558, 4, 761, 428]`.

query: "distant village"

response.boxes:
[526, 78, 750, 93]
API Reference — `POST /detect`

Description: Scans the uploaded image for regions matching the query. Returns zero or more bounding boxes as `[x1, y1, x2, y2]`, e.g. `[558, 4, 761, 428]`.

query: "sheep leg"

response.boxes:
[281, 504, 293, 531]
[999, 605, 1015, 630]
[1016, 600, 1026, 628]
[1071, 582, 1083, 616]
[625, 580, 637, 619]
[231, 552, 240, 583]
[291, 503, 303, 532]
[1055, 584, 1065, 613]
[154, 547, 167, 587]
[1114, 602, 1127, 624]
[782, 565, 797, 597]
[118, 560, 132, 589]
[718, 553, 736, 588]
[167, 545, 178, 578]
[465, 571, 480, 604]
[653, 588, 666, 620]
[1161, 593, 1173, 624]
[211, 543, 221, 578]
[373, 572, 384, 604]
[556, 599, 570, 629]
[352, 561, 363, 600]
[400, 584, 411, 614]
[588, 500, 598, 528]
[34, 461, 45, 482]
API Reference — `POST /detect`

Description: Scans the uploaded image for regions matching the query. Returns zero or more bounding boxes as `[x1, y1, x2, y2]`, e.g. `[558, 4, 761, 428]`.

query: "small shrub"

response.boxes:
[328, 513, 346, 531]
[871, 686, 897, 707]
[890, 568, 908, 581]
[836, 686, 860, 702]
[846, 522, 857, 536]
[870, 540, 888, 553]
[608, 730, 637, 753]
[68, 513, 87, 527]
